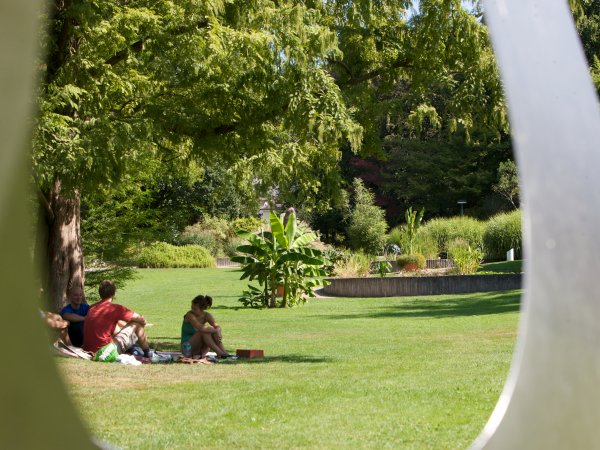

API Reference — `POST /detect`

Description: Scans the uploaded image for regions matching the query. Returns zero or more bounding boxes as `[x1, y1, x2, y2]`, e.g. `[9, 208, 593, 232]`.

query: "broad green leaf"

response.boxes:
[269, 211, 287, 248]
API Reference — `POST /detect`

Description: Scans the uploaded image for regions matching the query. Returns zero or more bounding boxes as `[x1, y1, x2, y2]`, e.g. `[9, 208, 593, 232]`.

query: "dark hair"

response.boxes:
[192, 294, 213, 309]
[99, 280, 116, 300]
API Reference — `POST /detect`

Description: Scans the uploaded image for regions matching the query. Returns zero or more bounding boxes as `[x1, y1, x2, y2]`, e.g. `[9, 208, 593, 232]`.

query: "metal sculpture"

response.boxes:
[474, 0, 600, 447]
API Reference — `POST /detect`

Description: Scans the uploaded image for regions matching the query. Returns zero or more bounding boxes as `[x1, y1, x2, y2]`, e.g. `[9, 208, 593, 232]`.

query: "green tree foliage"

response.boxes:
[327, 0, 507, 149]
[35, 0, 513, 309]
[347, 178, 388, 254]
[493, 159, 520, 210]
[573, 0, 600, 93]
[343, 138, 513, 224]
[573, 0, 600, 66]
[34, 1, 361, 308]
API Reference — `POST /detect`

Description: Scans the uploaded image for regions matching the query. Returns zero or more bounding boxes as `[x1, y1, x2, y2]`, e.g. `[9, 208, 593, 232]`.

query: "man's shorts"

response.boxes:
[113, 323, 139, 353]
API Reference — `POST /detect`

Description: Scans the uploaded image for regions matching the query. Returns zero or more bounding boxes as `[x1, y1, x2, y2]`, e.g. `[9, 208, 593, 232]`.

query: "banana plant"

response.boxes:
[231, 209, 329, 308]
[401, 206, 425, 255]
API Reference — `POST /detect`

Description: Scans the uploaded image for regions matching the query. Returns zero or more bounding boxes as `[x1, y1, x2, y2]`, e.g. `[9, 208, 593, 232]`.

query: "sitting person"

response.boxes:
[83, 280, 151, 358]
[181, 294, 236, 359]
[60, 284, 89, 347]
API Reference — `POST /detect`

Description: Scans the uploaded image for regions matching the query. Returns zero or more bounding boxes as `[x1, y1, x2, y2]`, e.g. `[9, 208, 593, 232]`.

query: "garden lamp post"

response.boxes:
[457, 200, 467, 216]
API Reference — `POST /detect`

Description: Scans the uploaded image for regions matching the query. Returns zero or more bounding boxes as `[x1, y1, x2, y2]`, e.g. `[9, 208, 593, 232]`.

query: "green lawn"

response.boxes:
[479, 259, 523, 273]
[58, 268, 520, 449]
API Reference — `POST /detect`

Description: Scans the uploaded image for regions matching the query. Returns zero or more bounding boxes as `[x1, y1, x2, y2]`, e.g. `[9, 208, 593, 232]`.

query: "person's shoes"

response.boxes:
[205, 355, 218, 363]
[219, 353, 238, 360]
[131, 345, 144, 356]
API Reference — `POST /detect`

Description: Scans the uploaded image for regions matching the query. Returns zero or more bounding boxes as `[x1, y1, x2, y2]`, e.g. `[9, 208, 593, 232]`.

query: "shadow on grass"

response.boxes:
[148, 342, 331, 364]
[234, 354, 332, 364]
[210, 303, 245, 310]
[326, 291, 522, 320]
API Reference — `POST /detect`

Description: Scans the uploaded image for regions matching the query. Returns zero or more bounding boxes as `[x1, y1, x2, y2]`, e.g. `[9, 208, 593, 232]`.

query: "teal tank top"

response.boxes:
[181, 319, 196, 344]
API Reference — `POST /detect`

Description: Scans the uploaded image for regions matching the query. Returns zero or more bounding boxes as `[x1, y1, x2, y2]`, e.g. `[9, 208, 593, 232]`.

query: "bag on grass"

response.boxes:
[94, 342, 118, 362]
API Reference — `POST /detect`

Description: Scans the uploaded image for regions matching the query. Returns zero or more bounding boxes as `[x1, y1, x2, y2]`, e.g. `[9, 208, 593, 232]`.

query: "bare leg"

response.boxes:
[114, 319, 127, 335]
[213, 333, 228, 355]
[188, 333, 207, 356]
[113, 322, 149, 353]
[132, 323, 149, 351]
[201, 333, 228, 357]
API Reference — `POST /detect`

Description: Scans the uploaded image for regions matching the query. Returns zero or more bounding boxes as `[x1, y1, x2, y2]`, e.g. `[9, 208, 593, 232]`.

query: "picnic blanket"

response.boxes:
[52, 340, 93, 360]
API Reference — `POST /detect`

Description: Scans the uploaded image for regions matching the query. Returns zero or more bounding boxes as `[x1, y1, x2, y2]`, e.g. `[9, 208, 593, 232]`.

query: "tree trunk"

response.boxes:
[39, 177, 85, 312]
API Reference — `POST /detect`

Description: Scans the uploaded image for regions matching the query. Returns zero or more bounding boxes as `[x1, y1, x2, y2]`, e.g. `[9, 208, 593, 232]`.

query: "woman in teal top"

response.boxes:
[181, 294, 236, 359]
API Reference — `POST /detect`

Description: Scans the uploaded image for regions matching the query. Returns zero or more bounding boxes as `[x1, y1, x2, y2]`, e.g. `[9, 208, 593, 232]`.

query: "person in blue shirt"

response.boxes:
[60, 285, 89, 347]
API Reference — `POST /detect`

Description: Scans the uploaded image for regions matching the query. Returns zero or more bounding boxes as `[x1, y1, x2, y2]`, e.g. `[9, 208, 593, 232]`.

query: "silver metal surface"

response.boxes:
[474, 0, 600, 448]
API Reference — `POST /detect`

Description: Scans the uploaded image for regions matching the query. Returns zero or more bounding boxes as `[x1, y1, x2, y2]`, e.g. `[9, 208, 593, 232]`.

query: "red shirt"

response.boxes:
[82, 299, 134, 353]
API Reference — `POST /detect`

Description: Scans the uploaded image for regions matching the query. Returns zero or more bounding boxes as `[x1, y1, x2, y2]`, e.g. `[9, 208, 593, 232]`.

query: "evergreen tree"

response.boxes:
[347, 178, 388, 254]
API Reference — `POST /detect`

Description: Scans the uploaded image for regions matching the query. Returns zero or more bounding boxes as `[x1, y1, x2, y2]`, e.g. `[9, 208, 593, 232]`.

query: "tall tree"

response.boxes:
[34, 1, 361, 309]
[35, 0, 512, 309]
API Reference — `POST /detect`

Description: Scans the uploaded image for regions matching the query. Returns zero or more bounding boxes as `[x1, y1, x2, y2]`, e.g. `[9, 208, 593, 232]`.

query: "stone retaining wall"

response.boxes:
[322, 274, 522, 297]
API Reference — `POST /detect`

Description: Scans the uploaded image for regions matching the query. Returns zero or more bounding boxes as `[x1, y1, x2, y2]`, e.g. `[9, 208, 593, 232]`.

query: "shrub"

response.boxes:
[347, 179, 388, 255]
[222, 237, 245, 258]
[135, 242, 215, 268]
[419, 216, 484, 256]
[374, 260, 392, 277]
[397, 254, 426, 271]
[230, 217, 262, 235]
[173, 231, 221, 256]
[448, 238, 483, 274]
[483, 210, 522, 260]
[387, 226, 403, 247]
[412, 232, 439, 259]
[333, 251, 372, 278]
[173, 215, 262, 257]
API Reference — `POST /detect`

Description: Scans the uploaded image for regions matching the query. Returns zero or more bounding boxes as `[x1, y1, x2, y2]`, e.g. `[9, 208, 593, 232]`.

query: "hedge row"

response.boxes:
[135, 242, 215, 268]
[414, 211, 521, 261]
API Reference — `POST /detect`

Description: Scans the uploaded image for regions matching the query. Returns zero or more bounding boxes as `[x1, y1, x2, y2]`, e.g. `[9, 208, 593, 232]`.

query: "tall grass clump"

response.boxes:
[419, 217, 485, 257]
[412, 232, 439, 259]
[448, 238, 483, 274]
[483, 210, 522, 260]
[135, 242, 215, 268]
[389, 226, 438, 258]
[333, 250, 372, 277]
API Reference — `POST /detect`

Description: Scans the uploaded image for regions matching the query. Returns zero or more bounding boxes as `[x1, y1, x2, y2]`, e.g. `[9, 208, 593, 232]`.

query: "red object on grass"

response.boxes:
[236, 349, 264, 358]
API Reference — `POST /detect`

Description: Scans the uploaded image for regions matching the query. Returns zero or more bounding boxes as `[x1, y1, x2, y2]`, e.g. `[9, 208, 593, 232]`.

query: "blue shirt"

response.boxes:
[61, 303, 90, 318]
[60, 303, 90, 341]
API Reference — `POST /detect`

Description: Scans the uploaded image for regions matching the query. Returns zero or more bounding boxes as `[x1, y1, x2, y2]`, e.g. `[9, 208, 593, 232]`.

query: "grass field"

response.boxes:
[479, 260, 523, 273]
[57, 268, 521, 449]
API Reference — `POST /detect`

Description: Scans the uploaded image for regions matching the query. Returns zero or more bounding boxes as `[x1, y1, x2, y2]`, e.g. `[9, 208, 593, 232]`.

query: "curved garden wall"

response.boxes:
[322, 274, 522, 298]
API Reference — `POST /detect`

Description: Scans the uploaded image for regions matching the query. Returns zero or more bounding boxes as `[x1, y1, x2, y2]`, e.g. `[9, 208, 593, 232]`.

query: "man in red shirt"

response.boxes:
[83, 280, 151, 357]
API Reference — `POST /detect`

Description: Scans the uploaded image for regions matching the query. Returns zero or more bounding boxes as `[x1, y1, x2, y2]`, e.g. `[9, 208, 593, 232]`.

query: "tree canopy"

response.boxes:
[34, 0, 515, 307]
